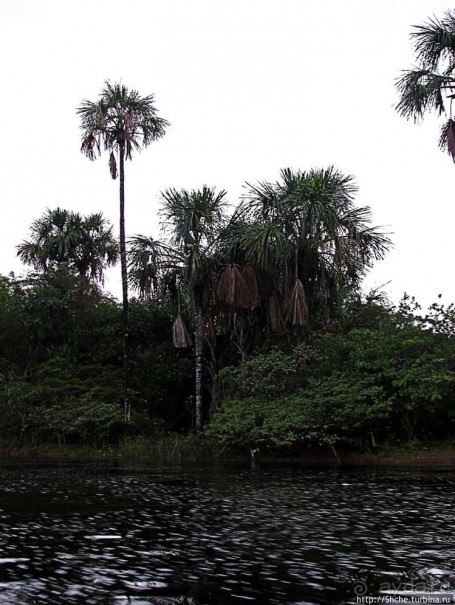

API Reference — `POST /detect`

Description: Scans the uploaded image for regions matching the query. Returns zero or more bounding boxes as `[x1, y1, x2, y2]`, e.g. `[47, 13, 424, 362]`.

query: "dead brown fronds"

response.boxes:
[286, 279, 308, 326]
[172, 313, 192, 348]
[241, 264, 260, 308]
[218, 264, 256, 309]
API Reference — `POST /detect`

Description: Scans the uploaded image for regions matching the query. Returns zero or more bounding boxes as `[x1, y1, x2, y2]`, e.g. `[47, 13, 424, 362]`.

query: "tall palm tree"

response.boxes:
[77, 81, 169, 420]
[222, 167, 390, 332]
[17, 207, 118, 283]
[395, 9, 455, 159]
[129, 186, 228, 429]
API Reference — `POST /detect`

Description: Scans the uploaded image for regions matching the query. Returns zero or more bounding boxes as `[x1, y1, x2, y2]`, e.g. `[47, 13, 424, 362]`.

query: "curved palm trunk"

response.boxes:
[193, 286, 204, 430]
[119, 142, 130, 422]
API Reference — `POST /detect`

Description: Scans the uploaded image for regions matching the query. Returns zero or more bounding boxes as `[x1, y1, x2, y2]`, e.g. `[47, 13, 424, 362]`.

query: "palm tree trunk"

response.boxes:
[194, 286, 204, 430]
[119, 141, 130, 422]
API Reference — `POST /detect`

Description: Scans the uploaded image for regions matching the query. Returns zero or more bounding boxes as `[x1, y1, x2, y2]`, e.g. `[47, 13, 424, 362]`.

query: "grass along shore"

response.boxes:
[1, 436, 454, 468]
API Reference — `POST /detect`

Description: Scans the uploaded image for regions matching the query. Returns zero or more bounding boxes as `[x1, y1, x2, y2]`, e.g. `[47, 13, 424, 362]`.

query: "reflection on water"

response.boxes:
[0, 461, 454, 604]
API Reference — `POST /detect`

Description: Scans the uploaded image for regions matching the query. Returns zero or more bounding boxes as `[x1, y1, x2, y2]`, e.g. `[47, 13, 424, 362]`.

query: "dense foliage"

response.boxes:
[16, 208, 118, 283]
[1, 259, 453, 452]
[207, 296, 455, 452]
[2, 63, 453, 453]
[1, 159, 453, 453]
[0, 269, 193, 447]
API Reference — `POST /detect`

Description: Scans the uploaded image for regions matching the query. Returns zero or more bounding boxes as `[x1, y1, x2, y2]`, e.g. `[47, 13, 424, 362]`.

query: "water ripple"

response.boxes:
[0, 463, 453, 604]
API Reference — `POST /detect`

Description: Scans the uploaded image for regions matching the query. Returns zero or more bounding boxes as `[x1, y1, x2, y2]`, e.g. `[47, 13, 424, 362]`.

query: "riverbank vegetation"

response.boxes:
[1, 196, 453, 458]
[0, 71, 454, 459]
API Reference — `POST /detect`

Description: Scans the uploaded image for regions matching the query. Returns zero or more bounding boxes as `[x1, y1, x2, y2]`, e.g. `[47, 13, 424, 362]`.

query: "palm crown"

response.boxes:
[218, 167, 390, 328]
[395, 10, 455, 159]
[230, 167, 389, 279]
[17, 208, 118, 283]
[160, 186, 228, 285]
[77, 81, 169, 174]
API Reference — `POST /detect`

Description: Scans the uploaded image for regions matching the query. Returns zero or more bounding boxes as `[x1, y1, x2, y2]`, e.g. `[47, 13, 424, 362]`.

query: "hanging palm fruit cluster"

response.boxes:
[266, 279, 308, 331]
[218, 263, 309, 329]
[109, 152, 117, 179]
[217, 264, 260, 309]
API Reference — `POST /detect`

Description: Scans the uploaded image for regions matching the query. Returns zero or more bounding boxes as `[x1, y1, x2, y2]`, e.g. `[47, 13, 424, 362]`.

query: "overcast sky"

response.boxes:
[1, 0, 454, 308]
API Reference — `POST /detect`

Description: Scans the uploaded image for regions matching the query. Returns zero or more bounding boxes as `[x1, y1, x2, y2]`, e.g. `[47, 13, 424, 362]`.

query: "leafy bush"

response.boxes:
[217, 348, 307, 400]
[40, 396, 125, 445]
[208, 296, 455, 450]
[207, 376, 391, 451]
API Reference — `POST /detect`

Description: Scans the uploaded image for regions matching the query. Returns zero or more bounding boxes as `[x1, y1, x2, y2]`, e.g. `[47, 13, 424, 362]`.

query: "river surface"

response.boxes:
[0, 460, 454, 604]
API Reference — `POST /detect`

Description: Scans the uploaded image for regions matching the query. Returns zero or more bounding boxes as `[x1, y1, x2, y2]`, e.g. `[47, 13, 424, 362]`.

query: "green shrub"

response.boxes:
[207, 373, 392, 452]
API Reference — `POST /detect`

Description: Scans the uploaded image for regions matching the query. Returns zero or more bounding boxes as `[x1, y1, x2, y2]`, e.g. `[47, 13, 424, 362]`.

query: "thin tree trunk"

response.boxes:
[119, 142, 130, 422]
[194, 286, 204, 430]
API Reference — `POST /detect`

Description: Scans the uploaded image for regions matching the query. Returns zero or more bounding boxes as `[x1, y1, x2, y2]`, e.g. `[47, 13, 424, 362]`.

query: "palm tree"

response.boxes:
[395, 9, 455, 159]
[77, 81, 169, 420]
[17, 207, 118, 283]
[72, 211, 119, 282]
[129, 186, 228, 429]
[222, 167, 391, 334]
[127, 234, 167, 303]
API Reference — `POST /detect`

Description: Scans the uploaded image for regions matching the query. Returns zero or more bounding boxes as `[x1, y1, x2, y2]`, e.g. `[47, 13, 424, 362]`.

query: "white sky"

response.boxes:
[1, 0, 454, 309]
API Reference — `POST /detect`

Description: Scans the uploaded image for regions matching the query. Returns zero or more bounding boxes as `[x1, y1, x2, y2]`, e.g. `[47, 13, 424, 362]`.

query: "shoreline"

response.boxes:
[1, 440, 454, 468]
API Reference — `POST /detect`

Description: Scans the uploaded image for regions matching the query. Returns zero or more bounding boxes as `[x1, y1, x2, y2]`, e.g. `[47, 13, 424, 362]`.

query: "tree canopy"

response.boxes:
[220, 167, 391, 331]
[77, 80, 169, 171]
[17, 208, 118, 283]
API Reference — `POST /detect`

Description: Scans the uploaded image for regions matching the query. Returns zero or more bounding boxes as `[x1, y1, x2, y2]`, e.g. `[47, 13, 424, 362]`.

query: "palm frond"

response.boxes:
[412, 11, 455, 71]
[80, 133, 100, 160]
[160, 186, 228, 246]
[239, 221, 293, 271]
[127, 234, 173, 300]
[395, 9, 455, 160]
[395, 69, 452, 120]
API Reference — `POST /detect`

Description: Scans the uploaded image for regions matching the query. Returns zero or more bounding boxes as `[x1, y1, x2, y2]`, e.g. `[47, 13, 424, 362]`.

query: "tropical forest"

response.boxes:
[1, 14, 455, 462]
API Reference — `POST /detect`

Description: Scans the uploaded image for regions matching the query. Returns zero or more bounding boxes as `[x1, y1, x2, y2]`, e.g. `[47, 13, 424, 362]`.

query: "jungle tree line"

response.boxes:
[70, 5, 455, 431]
[1, 259, 453, 449]
[2, 2, 455, 449]
[12, 162, 391, 433]
[126, 168, 390, 428]
[74, 80, 391, 429]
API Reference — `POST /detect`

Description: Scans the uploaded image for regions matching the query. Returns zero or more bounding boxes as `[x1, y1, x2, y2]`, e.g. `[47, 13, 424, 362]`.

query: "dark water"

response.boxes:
[0, 461, 454, 605]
